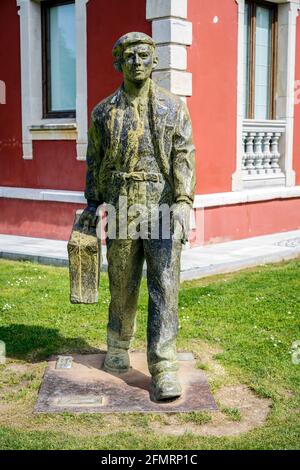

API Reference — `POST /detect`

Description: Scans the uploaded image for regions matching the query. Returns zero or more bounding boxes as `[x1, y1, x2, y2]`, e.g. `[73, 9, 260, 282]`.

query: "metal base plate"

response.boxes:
[35, 352, 217, 413]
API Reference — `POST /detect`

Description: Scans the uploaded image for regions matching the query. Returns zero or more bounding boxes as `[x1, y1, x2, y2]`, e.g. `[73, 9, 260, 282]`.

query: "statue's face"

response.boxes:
[121, 43, 157, 83]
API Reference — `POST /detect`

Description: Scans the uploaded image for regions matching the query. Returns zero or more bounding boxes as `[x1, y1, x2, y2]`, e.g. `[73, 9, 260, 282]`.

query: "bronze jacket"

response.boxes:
[84, 79, 196, 207]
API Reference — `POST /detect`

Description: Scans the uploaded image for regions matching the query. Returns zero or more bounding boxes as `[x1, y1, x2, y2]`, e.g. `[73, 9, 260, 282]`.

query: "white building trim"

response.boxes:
[232, 0, 246, 191]
[0, 80, 6, 104]
[0, 187, 86, 204]
[232, 0, 300, 191]
[2, 185, 300, 208]
[147, 0, 192, 99]
[75, 0, 89, 160]
[194, 186, 300, 208]
[16, 0, 89, 160]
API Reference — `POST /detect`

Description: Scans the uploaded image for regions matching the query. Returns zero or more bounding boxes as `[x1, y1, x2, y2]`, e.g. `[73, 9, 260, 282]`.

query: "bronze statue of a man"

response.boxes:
[79, 32, 195, 401]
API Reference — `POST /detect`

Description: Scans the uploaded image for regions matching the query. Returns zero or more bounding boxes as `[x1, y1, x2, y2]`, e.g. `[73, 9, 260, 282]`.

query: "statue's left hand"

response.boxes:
[172, 202, 191, 244]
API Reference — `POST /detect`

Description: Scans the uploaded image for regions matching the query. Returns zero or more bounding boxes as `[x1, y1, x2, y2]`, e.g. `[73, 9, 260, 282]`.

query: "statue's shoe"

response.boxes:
[103, 348, 130, 374]
[151, 372, 182, 401]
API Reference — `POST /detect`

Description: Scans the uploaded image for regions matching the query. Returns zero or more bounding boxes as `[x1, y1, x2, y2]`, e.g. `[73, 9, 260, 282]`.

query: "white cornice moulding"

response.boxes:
[1, 186, 300, 208]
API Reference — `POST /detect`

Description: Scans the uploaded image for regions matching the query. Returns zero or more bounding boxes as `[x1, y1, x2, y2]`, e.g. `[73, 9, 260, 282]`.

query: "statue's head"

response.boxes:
[112, 32, 158, 83]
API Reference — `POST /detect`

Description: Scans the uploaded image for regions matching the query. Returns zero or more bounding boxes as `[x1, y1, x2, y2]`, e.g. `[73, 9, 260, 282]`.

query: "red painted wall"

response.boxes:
[0, 199, 84, 241]
[0, 0, 85, 190]
[203, 198, 300, 244]
[294, 13, 300, 185]
[87, 0, 151, 116]
[0, 0, 150, 192]
[0, 0, 22, 184]
[187, 0, 238, 194]
[1, 197, 299, 243]
[1, 141, 85, 190]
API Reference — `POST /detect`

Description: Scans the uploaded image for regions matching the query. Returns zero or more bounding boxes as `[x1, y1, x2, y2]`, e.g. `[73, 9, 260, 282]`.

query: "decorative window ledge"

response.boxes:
[29, 121, 77, 140]
[16, 0, 89, 160]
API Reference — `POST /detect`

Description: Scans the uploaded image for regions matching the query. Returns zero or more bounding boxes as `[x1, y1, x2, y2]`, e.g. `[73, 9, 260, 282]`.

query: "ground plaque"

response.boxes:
[35, 352, 217, 413]
[55, 355, 73, 369]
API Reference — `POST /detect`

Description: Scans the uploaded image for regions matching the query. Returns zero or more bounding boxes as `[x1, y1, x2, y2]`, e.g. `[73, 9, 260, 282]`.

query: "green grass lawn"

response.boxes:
[0, 257, 299, 450]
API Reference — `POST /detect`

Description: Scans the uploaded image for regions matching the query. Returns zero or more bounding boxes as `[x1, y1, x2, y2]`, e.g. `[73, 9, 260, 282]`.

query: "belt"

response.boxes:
[112, 171, 163, 183]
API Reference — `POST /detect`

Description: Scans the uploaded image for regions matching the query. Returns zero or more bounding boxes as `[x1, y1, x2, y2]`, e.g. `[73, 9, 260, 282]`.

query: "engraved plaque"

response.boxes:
[177, 352, 195, 361]
[55, 355, 73, 369]
[54, 395, 104, 407]
[0, 340, 5, 365]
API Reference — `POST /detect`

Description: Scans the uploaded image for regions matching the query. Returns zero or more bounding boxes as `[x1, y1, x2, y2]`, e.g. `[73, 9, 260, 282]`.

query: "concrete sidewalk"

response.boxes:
[0, 230, 300, 281]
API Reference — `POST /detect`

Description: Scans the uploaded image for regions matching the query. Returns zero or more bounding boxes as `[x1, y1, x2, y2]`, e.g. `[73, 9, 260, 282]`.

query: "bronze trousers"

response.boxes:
[106, 236, 182, 376]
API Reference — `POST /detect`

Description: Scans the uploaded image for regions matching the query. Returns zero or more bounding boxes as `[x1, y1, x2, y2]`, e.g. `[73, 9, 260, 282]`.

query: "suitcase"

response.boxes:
[67, 210, 102, 304]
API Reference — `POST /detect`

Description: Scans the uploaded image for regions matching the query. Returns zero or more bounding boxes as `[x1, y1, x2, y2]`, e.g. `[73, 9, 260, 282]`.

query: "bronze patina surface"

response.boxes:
[72, 32, 196, 401]
[35, 353, 217, 413]
[68, 211, 101, 304]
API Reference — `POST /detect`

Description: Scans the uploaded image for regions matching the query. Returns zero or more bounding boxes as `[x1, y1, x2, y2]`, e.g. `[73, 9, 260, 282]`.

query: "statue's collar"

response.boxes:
[108, 79, 167, 113]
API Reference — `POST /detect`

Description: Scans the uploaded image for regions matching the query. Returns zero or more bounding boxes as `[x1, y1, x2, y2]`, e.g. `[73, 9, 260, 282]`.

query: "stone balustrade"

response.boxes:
[242, 120, 286, 187]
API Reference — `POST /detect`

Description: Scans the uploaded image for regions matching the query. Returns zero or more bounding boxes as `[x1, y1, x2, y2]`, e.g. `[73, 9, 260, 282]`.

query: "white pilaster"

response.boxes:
[75, 0, 89, 161]
[0, 80, 6, 104]
[232, 0, 245, 191]
[153, 70, 192, 96]
[147, 0, 187, 20]
[277, 1, 299, 186]
[156, 44, 187, 70]
[147, 0, 192, 99]
[17, 0, 42, 159]
[152, 18, 192, 45]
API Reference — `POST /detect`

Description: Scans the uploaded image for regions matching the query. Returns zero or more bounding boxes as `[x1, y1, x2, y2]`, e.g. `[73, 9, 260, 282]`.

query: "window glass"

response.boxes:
[243, 2, 275, 120]
[254, 6, 272, 119]
[49, 3, 76, 112]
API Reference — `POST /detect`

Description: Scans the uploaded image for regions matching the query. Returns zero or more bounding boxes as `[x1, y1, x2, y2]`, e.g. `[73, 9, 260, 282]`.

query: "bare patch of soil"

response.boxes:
[150, 385, 271, 437]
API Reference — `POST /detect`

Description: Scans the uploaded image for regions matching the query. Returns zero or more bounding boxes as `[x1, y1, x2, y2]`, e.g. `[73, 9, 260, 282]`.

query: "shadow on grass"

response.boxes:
[0, 324, 102, 362]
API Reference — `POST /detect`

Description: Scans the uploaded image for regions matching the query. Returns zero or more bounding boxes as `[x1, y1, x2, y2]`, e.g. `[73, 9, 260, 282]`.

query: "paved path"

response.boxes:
[0, 230, 300, 281]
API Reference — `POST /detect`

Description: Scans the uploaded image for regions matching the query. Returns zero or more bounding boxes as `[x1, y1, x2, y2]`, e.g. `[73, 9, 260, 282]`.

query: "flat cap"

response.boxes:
[112, 32, 156, 58]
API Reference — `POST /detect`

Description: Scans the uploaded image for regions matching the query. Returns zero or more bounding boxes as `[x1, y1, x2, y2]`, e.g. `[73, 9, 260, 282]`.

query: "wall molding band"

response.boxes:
[1, 186, 300, 208]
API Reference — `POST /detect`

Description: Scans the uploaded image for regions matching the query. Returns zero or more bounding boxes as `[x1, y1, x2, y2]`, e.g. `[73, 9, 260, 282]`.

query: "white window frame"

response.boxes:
[233, 0, 300, 190]
[16, 0, 89, 160]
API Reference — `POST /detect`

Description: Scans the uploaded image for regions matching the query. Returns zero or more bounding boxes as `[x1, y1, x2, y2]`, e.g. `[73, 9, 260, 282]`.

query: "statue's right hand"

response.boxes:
[78, 206, 98, 232]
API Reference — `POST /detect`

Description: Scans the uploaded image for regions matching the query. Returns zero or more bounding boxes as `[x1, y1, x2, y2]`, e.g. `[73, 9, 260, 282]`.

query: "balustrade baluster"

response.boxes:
[270, 132, 281, 173]
[245, 132, 256, 175]
[253, 132, 264, 175]
[262, 133, 273, 174]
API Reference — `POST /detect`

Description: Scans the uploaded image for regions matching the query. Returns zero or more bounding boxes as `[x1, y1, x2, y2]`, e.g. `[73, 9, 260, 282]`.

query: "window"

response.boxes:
[42, 0, 76, 118]
[243, 1, 277, 120]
